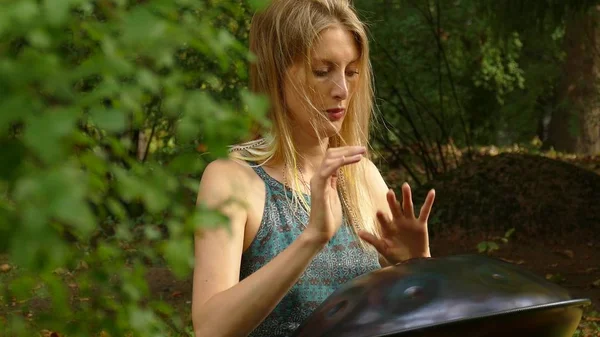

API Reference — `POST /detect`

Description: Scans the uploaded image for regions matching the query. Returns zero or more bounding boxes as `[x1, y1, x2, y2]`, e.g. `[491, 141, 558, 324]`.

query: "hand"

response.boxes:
[305, 146, 366, 243]
[359, 183, 435, 265]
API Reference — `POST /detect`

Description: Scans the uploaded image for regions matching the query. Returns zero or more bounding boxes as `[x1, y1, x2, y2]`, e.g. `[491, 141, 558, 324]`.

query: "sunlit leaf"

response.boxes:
[44, 0, 71, 26]
[248, 0, 270, 11]
[11, 0, 39, 25]
[27, 28, 51, 48]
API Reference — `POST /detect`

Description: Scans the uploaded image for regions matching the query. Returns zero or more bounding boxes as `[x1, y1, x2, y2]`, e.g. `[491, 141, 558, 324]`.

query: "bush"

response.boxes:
[0, 0, 268, 335]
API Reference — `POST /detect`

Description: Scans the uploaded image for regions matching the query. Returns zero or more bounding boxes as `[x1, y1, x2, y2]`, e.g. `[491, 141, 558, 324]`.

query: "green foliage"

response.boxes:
[473, 32, 525, 104]
[477, 228, 515, 254]
[356, 0, 570, 184]
[477, 0, 599, 34]
[572, 308, 600, 337]
[0, 0, 267, 335]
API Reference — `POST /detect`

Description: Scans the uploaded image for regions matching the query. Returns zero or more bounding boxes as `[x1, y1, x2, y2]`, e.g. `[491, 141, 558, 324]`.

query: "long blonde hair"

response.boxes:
[230, 0, 381, 245]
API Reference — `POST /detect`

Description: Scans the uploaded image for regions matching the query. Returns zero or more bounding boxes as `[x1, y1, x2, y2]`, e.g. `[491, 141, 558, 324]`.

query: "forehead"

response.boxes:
[310, 26, 360, 65]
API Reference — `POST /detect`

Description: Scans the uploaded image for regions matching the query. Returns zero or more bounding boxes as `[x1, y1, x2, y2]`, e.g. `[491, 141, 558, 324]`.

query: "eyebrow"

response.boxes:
[313, 58, 359, 67]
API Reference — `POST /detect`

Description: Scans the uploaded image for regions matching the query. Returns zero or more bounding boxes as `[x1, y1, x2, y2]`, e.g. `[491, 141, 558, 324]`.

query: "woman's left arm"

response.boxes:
[359, 160, 435, 266]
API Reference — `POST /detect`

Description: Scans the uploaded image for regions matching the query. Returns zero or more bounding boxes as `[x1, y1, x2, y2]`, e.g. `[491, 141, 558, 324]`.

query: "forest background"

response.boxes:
[0, 0, 599, 336]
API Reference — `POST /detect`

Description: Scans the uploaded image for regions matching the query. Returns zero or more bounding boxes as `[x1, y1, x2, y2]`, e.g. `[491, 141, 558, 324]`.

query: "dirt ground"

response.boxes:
[430, 231, 600, 311]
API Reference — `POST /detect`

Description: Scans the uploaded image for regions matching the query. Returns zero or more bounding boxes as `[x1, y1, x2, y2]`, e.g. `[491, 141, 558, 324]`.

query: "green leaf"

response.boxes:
[128, 305, 159, 334]
[163, 237, 193, 279]
[107, 198, 127, 221]
[11, 0, 39, 25]
[0, 202, 16, 254]
[188, 206, 230, 232]
[113, 166, 143, 202]
[27, 29, 52, 48]
[15, 165, 94, 239]
[23, 107, 78, 164]
[241, 89, 269, 119]
[0, 10, 8, 36]
[167, 152, 205, 175]
[42, 273, 71, 315]
[505, 228, 515, 238]
[142, 184, 170, 214]
[176, 119, 197, 143]
[9, 274, 36, 301]
[115, 222, 133, 241]
[144, 226, 161, 241]
[0, 95, 35, 137]
[97, 242, 121, 262]
[0, 139, 26, 181]
[44, 0, 71, 26]
[123, 282, 141, 302]
[90, 108, 128, 133]
[137, 69, 160, 93]
[122, 8, 166, 46]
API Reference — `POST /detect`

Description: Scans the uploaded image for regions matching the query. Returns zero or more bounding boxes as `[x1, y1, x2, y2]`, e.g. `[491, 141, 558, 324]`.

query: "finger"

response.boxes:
[326, 146, 366, 157]
[320, 153, 363, 180]
[376, 210, 396, 236]
[387, 189, 403, 220]
[358, 230, 388, 255]
[402, 183, 415, 218]
[418, 189, 436, 222]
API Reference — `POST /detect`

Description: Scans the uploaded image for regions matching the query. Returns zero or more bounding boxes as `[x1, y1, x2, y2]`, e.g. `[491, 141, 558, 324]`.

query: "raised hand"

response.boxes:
[305, 146, 366, 242]
[359, 182, 435, 265]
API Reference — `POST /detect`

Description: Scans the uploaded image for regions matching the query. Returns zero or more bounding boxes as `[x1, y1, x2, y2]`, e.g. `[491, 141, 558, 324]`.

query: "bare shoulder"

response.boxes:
[197, 157, 256, 209]
[201, 157, 254, 179]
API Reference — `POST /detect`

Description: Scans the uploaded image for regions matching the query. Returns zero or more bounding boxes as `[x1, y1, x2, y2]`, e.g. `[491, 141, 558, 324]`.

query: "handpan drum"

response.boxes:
[292, 254, 590, 337]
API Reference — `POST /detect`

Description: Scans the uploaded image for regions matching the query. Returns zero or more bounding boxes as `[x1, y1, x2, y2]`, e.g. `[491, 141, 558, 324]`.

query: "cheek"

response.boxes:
[304, 80, 330, 106]
[284, 82, 312, 120]
[348, 78, 359, 96]
[286, 82, 319, 114]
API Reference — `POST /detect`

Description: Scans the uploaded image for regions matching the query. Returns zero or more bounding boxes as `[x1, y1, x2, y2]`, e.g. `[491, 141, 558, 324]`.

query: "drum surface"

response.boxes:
[292, 254, 590, 337]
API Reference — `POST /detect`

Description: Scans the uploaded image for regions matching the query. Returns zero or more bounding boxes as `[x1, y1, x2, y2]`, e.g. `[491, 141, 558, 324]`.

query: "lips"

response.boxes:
[326, 108, 345, 121]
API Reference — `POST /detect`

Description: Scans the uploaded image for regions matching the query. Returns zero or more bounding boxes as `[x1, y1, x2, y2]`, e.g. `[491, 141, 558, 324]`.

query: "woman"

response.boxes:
[191, 0, 436, 336]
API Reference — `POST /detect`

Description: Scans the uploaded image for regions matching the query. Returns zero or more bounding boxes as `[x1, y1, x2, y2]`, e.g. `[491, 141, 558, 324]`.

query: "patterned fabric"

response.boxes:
[241, 163, 381, 337]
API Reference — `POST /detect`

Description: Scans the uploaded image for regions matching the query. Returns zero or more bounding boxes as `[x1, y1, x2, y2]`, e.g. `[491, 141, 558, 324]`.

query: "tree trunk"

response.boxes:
[546, 10, 600, 156]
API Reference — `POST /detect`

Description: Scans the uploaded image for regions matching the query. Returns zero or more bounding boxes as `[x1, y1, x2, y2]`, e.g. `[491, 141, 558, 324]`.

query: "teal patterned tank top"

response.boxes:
[240, 163, 381, 337]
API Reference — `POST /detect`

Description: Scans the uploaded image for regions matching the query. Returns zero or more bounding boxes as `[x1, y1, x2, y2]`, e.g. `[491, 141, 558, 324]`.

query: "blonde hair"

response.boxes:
[230, 0, 381, 245]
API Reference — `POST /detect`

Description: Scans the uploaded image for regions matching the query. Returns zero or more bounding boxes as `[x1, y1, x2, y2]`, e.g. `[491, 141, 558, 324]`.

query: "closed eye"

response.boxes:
[346, 70, 359, 78]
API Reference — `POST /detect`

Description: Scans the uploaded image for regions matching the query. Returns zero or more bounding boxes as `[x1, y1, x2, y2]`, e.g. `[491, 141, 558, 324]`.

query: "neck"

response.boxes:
[290, 129, 331, 178]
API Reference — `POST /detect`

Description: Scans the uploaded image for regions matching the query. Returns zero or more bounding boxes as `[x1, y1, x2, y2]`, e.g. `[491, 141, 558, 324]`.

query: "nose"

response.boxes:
[331, 72, 349, 101]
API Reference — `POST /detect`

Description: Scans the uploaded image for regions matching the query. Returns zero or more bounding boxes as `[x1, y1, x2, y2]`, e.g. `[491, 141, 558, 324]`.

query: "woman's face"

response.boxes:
[284, 25, 361, 139]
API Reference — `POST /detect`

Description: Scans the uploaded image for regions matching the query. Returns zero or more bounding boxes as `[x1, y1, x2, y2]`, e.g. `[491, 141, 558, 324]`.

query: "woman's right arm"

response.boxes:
[191, 159, 329, 337]
[192, 146, 366, 337]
